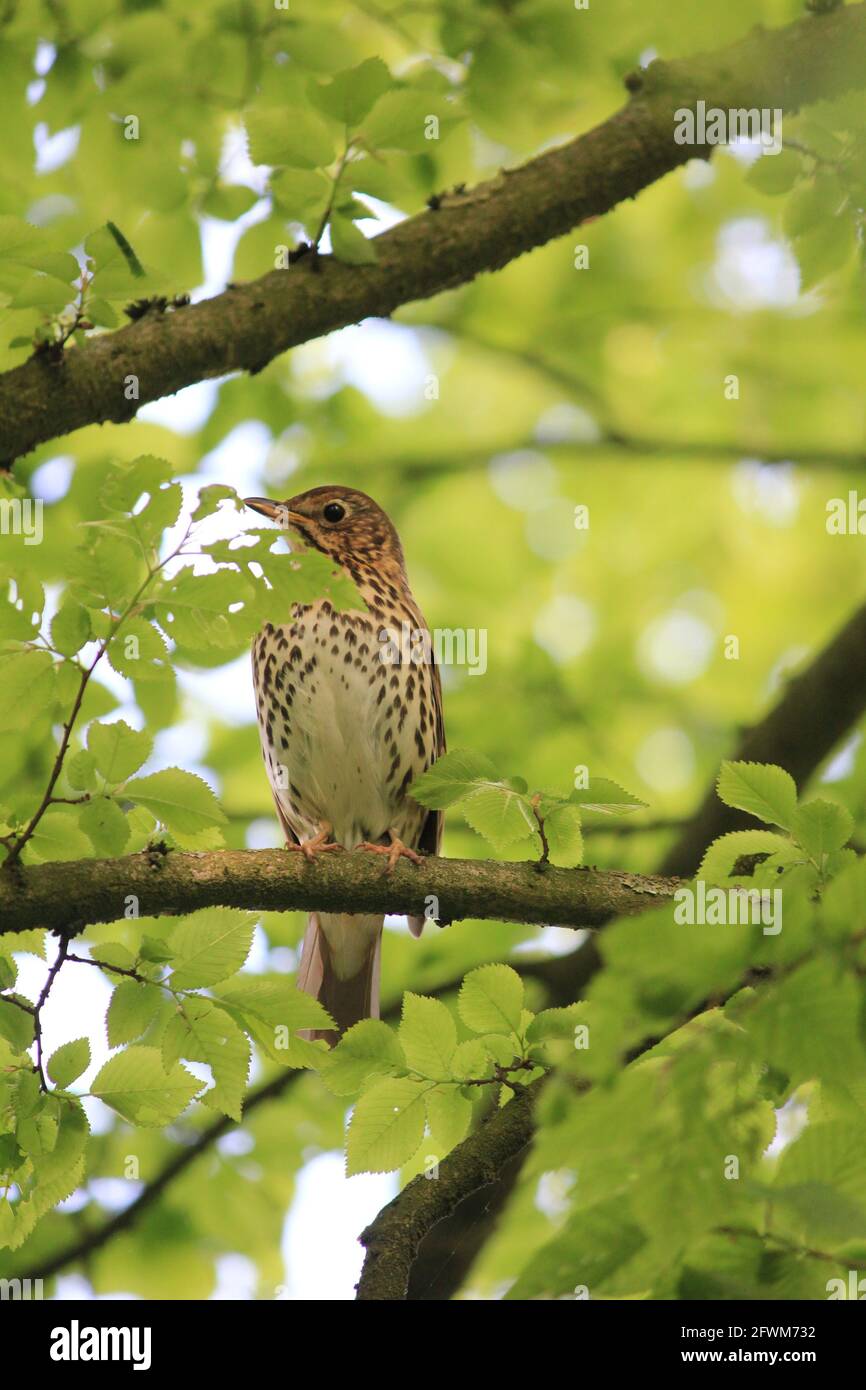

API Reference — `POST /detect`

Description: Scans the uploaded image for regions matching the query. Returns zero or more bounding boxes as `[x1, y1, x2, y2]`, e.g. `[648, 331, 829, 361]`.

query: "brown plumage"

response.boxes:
[245, 486, 445, 1044]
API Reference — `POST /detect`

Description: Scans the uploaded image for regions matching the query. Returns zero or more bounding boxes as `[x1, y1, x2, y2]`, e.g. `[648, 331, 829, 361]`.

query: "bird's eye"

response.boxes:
[323, 502, 346, 523]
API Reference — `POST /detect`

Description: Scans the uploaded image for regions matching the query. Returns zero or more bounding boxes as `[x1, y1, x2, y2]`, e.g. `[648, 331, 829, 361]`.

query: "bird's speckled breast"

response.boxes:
[252, 597, 435, 849]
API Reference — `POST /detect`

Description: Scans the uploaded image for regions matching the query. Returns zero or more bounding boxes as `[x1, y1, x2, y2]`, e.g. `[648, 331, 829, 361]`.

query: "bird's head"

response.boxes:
[243, 485, 406, 574]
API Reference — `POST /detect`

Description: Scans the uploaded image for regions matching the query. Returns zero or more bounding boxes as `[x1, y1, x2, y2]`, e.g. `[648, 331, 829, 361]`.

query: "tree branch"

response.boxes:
[660, 598, 866, 876]
[356, 1081, 543, 1300]
[3, 3, 866, 465]
[0, 846, 679, 936]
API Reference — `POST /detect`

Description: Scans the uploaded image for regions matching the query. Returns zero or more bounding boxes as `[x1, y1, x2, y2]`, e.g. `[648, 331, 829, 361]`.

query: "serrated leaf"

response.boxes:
[91, 1045, 201, 1125]
[792, 799, 854, 858]
[462, 783, 536, 850]
[322, 1018, 405, 1095]
[162, 997, 250, 1121]
[0, 650, 55, 729]
[107, 980, 163, 1047]
[399, 993, 456, 1078]
[362, 89, 455, 153]
[569, 778, 647, 814]
[425, 1086, 471, 1152]
[313, 57, 392, 126]
[458, 964, 524, 1035]
[214, 975, 334, 1034]
[123, 767, 226, 846]
[543, 803, 584, 867]
[245, 106, 334, 169]
[698, 829, 794, 883]
[716, 761, 797, 830]
[87, 720, 153, 783]
[47, 1038, 90, 1088]
[79, 797, 130, 857]
[108, 618, 170, 682]
[409, 748, 499, 809]
[346, 1076, 429, 1175]
[50, 599, 92, 657]
[169, 909, 256, 990]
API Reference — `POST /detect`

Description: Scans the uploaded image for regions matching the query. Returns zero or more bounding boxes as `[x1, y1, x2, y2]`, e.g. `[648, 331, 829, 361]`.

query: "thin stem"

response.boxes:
[32, 936, 70, 1091]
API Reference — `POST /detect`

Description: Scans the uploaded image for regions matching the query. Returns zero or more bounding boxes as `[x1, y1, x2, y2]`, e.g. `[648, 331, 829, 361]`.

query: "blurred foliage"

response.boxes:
[1, 0, 866, 1301]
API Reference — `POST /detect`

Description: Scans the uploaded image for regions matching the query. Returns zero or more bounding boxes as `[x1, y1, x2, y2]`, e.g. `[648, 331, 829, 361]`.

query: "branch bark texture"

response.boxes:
[0, 847, 679, 935]
[3, 4, 866, 463]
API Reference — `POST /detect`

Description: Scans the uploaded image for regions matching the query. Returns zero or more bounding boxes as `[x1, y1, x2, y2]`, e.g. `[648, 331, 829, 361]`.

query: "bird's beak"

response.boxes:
[243, 497, 306, 527]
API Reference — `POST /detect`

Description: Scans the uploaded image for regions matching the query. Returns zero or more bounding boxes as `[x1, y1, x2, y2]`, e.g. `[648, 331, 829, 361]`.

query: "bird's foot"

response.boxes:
[286, 823, 344, 863]
[356, 834, 423, 875]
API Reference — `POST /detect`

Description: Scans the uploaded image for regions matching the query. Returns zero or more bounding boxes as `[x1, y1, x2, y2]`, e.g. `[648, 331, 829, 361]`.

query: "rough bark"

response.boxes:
[3, 3, 866, 464]
[0, 846, 679, 935]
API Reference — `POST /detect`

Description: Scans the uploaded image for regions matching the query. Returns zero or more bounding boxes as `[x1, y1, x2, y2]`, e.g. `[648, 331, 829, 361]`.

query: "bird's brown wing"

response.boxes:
[417, 650, 446, 854]
[408, 656, 446, 937]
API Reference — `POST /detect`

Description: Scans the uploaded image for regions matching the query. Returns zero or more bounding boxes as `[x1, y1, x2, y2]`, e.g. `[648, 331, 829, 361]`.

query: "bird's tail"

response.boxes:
[297, 912, 382, 1046]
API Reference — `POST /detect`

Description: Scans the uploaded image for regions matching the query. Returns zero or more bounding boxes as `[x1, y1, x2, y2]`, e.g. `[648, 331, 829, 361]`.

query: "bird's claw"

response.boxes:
[356, 837, 423, 875]
[286, 824, 344, 862]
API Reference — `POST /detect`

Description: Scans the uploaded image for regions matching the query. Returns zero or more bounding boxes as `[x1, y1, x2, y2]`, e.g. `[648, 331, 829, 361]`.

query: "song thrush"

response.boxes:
[245, 486, 445, 1044]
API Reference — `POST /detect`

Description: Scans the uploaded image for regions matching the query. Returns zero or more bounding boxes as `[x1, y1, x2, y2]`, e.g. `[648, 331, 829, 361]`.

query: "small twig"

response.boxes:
[32, 936, 70, 1090]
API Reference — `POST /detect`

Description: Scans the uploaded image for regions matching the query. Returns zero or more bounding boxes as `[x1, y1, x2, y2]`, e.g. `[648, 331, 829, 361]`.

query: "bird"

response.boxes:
[244, 486, 445, 1045]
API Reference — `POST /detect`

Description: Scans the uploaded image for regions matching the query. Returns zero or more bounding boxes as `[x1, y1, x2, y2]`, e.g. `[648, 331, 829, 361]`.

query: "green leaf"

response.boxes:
[409, 748, 499, 809]
[270, 168, 332, 230]
[322, 1019, 405, 1095]
[245, 107, 335, 169]
[191, 484, 239, 522]
[50, 600, 92, 657]
[526, 1006, 583, 1043]
[91, 1046, 201, 1125]
[746, 148, 801, 196]
[569, 778, 647, 814]
[79, 797, 130, 857]
[123, 767, 226, 847]
[544, 803, 584, 866]
[162, 997, 250, 1122]
[716, 761, 797, 830]
[169, 909, 256, 990]
[0, 650, 55, 729]
[213, 975, 334, 1035]
[508, 1197, 646, 1299]
[792, 799, 854, 858]
[450, 1038, 495, 1081]
[329, 213, 377, 266]
[47, 1038, 90, 1088]
[346, 1076, 429, 1175]
[107, 618, 170, 681]
[26, 808, 93, 864]
[313, 57, 392, 126]
[458, 965, 524, 1036]
[795, 214, 856, 289]
[87, 720, 153, 783]
[399, 994, 457, 1078]
[362, 89, 454, 153]
[698, 829, 794, 883]
[66, 749, 98, 792]
[425, 1086, 471, 1153]
[462, 783, 536, 850]
[107, 980, 163, 1047]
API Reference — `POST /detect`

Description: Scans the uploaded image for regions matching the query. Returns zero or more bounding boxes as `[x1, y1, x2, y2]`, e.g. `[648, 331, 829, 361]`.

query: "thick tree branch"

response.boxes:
[0, 847, 679, 935]
[660, 597, 866, 876]
[3, 3, 866, 465]
[356, 1081, 543, 1300]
